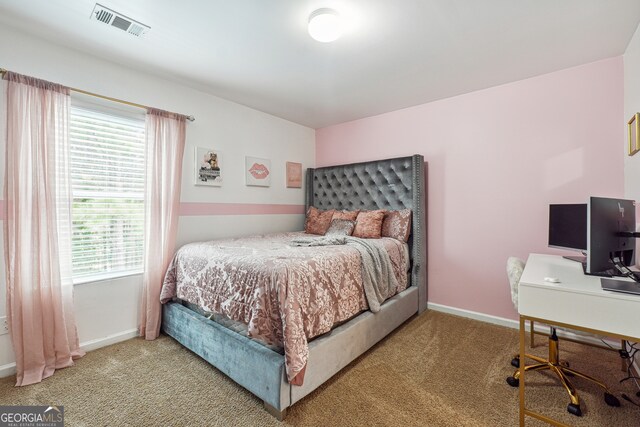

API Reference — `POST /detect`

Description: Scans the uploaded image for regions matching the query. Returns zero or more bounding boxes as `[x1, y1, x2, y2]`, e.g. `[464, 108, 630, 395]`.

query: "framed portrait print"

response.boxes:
[195, 147, 223, 186]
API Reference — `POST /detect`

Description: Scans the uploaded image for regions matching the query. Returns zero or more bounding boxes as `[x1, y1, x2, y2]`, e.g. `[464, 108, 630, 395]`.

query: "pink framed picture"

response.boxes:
[286, 162, 302, 188]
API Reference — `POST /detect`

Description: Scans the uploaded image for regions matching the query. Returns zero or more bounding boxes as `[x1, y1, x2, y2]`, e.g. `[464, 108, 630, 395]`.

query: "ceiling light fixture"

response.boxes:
[308, 8, 343, 43]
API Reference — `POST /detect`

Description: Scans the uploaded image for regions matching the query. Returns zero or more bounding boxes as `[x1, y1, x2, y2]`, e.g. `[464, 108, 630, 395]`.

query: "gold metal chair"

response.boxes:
[504, 257, 620, 417]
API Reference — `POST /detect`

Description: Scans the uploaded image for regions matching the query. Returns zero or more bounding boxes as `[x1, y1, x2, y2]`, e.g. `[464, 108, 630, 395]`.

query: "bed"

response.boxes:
[161, 155, 427, 419]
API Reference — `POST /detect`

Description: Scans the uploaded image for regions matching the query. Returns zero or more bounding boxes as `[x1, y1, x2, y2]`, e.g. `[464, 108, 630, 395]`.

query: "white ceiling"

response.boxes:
[1, 0, 639, 129]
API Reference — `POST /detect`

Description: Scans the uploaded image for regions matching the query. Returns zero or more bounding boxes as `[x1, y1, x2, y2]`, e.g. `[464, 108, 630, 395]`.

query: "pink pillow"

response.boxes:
[381, 209, 412, 242]
[305, 207, 336, 235]
[353, 210, 386, 239]
[333, 210, 360, 221]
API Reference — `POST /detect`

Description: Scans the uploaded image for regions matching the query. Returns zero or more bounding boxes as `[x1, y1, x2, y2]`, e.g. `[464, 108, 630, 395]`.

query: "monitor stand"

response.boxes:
[563, 255, 586, 263]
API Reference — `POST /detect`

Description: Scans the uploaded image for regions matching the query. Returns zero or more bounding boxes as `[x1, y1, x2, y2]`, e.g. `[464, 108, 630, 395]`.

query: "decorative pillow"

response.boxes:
[381, 209, 412, 242]
[305, 207, 336, 235]
[352, 210, 386, 239]
[332, 210, 360, 221]
[325, 219, 356, 236]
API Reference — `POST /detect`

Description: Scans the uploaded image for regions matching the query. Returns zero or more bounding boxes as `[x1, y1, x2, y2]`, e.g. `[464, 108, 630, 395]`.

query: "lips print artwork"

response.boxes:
[249, 163, 270, 179]
[245, 156, 272, 187]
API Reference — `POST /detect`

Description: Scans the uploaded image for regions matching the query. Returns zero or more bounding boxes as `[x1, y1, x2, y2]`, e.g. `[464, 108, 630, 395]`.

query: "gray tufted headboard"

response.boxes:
[305, 155, 427, 313]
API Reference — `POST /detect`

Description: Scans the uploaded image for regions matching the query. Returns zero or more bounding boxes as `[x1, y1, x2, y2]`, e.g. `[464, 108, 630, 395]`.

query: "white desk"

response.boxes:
[517, 254, 640, 426]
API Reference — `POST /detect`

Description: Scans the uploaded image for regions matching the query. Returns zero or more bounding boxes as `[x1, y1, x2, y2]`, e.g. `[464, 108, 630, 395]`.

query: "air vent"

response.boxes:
[90, 3, 150, 38]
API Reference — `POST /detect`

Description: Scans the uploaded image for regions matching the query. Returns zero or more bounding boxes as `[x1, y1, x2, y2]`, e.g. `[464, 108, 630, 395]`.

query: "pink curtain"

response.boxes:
[3, 72, 84, 386]
[139, 109, 186, 340]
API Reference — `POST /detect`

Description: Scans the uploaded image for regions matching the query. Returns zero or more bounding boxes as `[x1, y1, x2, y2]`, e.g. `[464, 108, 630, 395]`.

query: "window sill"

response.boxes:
[73, 270, 144, 286]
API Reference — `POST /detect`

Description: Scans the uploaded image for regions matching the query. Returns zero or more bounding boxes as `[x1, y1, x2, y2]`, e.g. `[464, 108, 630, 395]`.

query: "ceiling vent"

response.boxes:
[90, 3, 150, 38]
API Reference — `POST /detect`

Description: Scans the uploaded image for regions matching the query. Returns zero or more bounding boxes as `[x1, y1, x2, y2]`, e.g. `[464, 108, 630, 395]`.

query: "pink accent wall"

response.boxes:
[179, 202, 305, 216]
[316, 57, 625, 320]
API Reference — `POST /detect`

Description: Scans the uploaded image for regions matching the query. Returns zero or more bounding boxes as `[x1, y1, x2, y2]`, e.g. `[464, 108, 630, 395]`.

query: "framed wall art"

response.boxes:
[629, 113, 640, 156]
[245, 156, 271, 187]
[286, 162, 302, 188]
[195, 147, 223, 186]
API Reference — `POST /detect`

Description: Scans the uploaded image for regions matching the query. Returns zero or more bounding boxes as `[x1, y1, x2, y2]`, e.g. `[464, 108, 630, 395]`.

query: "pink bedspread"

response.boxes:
[160, 231, 409, 384]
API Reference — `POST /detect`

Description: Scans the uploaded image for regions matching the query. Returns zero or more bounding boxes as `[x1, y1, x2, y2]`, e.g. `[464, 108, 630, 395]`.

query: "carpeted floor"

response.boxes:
[1, 311, 638, 426]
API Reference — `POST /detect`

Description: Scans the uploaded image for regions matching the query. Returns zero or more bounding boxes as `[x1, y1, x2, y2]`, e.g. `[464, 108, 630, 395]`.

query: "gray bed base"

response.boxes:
[161, 155, 427, 419]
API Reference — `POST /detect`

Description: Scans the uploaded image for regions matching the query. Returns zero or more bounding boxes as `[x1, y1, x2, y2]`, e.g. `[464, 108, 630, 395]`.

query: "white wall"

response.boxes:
[0, 24, 315, 375]
[625, 24, 640, 202]
[624, 23, 640, 282]
[623, 22, 640, 378]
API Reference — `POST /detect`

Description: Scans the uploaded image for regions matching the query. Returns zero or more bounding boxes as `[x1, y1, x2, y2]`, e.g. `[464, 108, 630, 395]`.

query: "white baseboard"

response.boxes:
[0, 328, 139, 379]
[426, 302, 623, 349]
[427, 302, 520, 329]
[79, 328, 139, 353]
[0, 363, 16, 379]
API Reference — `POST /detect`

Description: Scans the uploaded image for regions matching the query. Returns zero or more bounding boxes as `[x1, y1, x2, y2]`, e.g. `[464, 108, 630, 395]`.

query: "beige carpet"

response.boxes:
[1, 311, 638, 426]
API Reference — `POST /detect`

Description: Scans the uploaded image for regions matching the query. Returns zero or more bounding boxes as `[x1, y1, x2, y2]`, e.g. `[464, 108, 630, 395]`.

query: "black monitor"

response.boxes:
[586, 197, 636, 275]
[548, 204, 587, 252]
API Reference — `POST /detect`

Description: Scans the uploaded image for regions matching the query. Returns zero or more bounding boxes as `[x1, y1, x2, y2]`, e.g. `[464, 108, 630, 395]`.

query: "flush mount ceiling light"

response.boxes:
[308, 8, 343, 42]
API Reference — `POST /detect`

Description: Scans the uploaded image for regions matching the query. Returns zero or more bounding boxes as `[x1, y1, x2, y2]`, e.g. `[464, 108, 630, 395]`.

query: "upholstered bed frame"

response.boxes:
[161, 155, 427, 419]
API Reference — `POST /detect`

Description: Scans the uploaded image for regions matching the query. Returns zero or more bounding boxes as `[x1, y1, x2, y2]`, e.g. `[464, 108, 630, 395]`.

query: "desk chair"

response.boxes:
[504, 257, 620, 416]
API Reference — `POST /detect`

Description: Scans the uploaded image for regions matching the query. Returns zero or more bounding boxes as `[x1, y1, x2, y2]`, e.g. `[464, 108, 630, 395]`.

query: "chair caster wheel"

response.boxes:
[567, 403, 582, 417]
[511, 357, 520, 368]
[506, 376, 519, 387]
[604, 392, 620, 407]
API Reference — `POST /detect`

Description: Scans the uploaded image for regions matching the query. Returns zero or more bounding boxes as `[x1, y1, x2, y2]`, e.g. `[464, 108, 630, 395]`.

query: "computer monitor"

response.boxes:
[586, 196, 636, 275]
[548, 204, 587, 252]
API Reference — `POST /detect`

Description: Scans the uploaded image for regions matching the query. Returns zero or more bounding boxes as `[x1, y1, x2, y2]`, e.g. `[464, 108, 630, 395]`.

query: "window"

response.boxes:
[69, 105, 145, 283]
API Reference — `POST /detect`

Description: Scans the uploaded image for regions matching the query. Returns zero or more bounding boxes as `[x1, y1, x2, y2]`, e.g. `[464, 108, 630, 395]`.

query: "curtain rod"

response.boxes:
[0, 68, 195, 122]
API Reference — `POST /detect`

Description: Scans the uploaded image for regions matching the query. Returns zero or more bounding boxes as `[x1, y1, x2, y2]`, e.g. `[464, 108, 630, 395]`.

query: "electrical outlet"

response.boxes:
[0, 317, 8, 336]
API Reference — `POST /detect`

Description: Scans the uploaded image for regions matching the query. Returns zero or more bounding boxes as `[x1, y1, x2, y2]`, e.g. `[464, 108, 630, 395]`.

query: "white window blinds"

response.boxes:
[69, 106, 145, 282]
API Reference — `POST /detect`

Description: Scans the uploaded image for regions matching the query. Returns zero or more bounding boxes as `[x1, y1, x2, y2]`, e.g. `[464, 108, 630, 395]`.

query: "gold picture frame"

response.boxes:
[629, 113, 640, 156]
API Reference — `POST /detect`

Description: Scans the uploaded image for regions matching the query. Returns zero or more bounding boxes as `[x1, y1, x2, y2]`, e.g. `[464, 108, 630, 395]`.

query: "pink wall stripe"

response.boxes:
[0, 201, 304, 219]
[179, 202, 305, 216]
